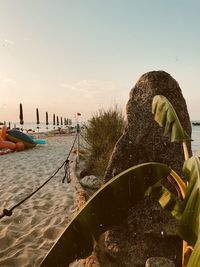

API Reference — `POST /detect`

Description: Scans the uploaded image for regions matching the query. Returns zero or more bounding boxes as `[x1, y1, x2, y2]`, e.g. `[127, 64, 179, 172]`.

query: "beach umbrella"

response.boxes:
[36, 108, 40, 130]
[57, 116, 59, 126]
[46, 112, 49, 129]
[19, 103, 24, 130]
[61, 116, 63, 126]
[53, 114, 55, 129]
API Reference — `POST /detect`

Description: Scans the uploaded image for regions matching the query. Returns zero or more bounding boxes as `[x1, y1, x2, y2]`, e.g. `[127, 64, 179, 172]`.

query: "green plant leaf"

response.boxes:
[152, 95, 191, 142]
[196, 149, 200, 158]
[180, 156, 200, 246]
[146, 181, 182, 219]
[39, 162, 171, 267]
[187, 238, 200, 267]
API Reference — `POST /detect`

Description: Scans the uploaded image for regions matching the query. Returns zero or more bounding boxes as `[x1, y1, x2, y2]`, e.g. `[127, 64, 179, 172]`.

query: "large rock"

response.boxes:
[80, 175, 103, 190]
[104, 71, 192, 182]
[145, 257, 175, 267]
[96, 71, 192, 267]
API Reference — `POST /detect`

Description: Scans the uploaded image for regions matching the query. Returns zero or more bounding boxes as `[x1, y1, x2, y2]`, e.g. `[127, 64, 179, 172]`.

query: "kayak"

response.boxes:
[0, 140, 16, 150]
[7, 129, 36, 148]
[34, 139, 46, 145]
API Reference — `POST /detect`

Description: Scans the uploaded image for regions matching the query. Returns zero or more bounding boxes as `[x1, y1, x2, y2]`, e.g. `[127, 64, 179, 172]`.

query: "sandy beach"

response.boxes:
[0, 134, 78, 267]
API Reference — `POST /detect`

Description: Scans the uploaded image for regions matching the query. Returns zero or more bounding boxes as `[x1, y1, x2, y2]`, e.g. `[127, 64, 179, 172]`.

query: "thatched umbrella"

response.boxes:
[36, 108, 40, 130]
[53, 114, 55, 129]
[19, 103, 24, 131]
[46, 112, 49, 129]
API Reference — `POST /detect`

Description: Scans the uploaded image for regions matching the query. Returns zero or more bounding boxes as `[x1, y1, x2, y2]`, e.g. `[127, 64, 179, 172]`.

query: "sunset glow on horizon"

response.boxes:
[1, 0, 200, 123]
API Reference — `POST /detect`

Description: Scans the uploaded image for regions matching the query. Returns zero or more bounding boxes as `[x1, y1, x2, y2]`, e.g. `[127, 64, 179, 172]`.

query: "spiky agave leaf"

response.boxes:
[40, 162, 171, 267]
[180, 156, 200, 247]
[152, 95, 191, 142]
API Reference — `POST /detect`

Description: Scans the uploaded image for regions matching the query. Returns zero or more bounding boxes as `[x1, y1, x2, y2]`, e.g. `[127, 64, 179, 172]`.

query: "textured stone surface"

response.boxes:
[96, 71, 192, 267]
[104, 71, 191, 182]
[145, 257, 175, 267]
[80, 175, 102, 190]
[97, 199, 182, 267]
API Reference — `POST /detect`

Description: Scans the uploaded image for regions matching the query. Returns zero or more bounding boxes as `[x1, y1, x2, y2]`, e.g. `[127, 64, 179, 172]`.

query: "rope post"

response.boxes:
[76, 123, 80, 164]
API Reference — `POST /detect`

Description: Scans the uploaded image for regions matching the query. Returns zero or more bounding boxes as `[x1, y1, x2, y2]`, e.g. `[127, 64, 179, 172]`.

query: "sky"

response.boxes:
[0, 0, 200, 124]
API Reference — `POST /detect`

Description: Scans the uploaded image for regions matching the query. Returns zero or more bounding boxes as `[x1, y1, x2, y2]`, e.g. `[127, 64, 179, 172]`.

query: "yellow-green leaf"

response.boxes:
[152, 95, 191, 142]
[180, 156, 200, 246]
[146, 181, 182, 219]
[187, 238, 200, 267]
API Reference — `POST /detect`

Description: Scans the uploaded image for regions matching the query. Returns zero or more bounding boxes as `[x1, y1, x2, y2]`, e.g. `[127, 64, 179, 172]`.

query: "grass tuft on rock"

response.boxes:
[84, 106, 126, 176]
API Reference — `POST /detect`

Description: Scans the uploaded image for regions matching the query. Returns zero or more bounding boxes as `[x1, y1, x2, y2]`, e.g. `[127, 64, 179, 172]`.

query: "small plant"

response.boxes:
[84, 106, 125, 176]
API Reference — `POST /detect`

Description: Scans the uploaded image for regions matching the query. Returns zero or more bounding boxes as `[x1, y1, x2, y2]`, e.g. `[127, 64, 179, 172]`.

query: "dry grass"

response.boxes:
[84, 106, 126, 176]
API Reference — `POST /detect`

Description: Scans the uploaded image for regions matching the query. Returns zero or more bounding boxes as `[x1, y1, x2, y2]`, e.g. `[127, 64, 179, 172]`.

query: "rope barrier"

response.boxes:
[0, 133, 78, 221]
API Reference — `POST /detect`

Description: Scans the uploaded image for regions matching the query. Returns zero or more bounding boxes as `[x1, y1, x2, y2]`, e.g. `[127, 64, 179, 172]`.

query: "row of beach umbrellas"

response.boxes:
[19, 103, 72, 130]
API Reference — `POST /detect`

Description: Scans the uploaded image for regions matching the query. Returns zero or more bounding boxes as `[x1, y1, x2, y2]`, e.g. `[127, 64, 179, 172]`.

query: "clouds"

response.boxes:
[60, 80, 102, 101]
[1, 39, 15, 48]
[60, 79, 127, 102]
[0, 76, 16, 86]
[4, 39, 14, 45]
[58, 79, 128, 119]
[1, 104, 7, 109]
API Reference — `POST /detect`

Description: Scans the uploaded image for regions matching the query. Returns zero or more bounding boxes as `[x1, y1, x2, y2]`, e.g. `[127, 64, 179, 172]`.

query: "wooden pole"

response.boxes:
[77, 123, 80, 164]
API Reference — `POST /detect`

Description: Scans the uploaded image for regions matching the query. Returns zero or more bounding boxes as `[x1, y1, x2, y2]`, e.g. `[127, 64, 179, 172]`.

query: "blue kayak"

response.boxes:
[7, 129, 36, 148]
[33, 139, 46, 145]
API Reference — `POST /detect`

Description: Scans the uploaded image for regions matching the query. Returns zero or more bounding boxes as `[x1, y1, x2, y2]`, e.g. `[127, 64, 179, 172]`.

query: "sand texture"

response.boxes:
[0, 135, 77, 267]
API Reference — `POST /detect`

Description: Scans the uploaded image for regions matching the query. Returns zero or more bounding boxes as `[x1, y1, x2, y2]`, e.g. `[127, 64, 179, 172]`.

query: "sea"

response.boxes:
[2, 121, 200, 154]
[191, 124, 200, 154]
[8, 122, 73, 133]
